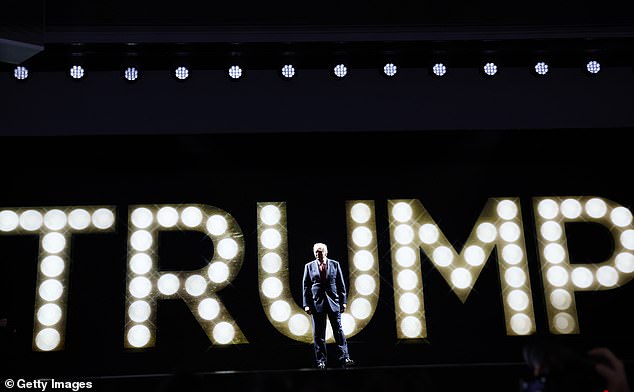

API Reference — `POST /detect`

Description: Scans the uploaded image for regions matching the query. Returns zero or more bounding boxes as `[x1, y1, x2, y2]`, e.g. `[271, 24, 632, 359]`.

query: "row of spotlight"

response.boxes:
[9, 60, 604, 81]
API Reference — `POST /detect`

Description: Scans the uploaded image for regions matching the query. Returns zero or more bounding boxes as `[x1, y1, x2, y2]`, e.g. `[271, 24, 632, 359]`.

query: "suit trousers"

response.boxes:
[312, 310, 349, 364]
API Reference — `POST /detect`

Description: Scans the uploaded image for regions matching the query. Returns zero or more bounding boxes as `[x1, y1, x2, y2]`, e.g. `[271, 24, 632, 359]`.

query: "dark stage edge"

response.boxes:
[91, 363, 531, 392]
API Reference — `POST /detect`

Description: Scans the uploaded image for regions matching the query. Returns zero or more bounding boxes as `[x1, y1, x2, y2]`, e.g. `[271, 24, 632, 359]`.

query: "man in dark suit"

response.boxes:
[303, 242, 355, 369]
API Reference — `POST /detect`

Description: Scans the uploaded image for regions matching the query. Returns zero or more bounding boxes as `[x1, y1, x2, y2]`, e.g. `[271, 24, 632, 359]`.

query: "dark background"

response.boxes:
[1, 1, 634, 390]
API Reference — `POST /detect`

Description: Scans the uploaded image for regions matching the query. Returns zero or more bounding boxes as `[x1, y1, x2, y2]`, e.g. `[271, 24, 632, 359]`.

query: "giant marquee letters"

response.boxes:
[0, 197, 633, 351]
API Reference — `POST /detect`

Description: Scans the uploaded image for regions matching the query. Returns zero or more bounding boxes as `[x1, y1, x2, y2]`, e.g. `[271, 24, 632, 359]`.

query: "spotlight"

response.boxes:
[14, 66, 29, 80]
[432, 63, 447, 77]
[333, 64, 347, 78]
[534, 61, 549, 76]
[281, 64, 295, 78]
[124, 67, 139, 81]
[383, 63, 397, 77]
[228, 65, 242, 79]
[586, 60, 601, 74]
[174, 66, 189, 80]
[70, 65, 85, 80]
[483, 62, 498, 76]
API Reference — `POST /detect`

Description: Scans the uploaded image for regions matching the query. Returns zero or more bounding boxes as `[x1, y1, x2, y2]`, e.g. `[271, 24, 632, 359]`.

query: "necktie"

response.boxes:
[319, 261, 327, 281]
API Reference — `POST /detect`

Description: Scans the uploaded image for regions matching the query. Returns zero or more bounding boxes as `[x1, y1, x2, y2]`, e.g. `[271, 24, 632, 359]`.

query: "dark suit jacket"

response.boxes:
[303, 258, 347, 313]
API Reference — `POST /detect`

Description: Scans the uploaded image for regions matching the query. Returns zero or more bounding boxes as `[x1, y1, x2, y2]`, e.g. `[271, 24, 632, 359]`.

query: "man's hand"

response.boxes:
[304, 306, 312, 315]
[341, 304, 347, 313]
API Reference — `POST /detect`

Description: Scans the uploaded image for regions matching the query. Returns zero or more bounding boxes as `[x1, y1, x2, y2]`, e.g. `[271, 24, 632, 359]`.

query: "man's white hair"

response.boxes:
[313, 242, 328, 254]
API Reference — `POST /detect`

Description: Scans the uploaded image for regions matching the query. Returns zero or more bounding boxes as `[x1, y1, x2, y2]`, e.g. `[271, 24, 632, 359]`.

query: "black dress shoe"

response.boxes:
[317, 362, 326, 370]
[342, 358, 355, 367]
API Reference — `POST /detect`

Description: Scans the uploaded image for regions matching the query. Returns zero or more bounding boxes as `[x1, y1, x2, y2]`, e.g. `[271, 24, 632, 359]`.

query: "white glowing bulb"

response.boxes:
[585, 198, 607, 218]
[185, 275, 207, 296]
[129, 276, 152, 298]
[353, 250, 374, 271]
[68, 209, 91, 230]
[355, 274, 376, 295]
[20, 210, 43, 231]
[418, 224, 439, 244]
[394, 224, 415, 245]
[131, 208, 153, 229]
[550, 289, 572, 310]
[615, 252, 634, 273]
[157, 207, 179, 228]
[351, 203, 372, 224]
[546, 266, 568, 287]
[396, 270, 418, 291]
[157, 273, 180, 295]
[507, 290, 529, 311]
[502, 244, 524, 265]
[44, 210, 67, 231]
[596, 266, 618, 287]
[261, 252, 282, 273]
[395, 246, 416, 267]
[92, 208, 115, 229]
[270, 300, 291, 322]
[130, 230, 153, 251]
[208, 262, 230, 283]
[289, 314, 310, 335]
[181, 206, 203, 227]
[35, 328, 61, 351]
[213, 322, 235, 344]
[620, 230, 634, 250]
[262, 277, 283, 298]
[42, 232, 66, 254]
[610, 207, 633, 227]
[540, 221, 563, 241]
[505, 267, 527, 288]
[350, 298, 372, 319]
[261, 228, 282, 249]
[128, 300, 151, 322]
[497, 200, 518, 220]
[39, 279, 64, 301]
[392, 202, 413, 222]
[217, 238, 239, 259]
[571, 267, 593, 288]
[510, 314, 532, 335]
[0, 210, 19, 231]
[37, 303, 62, 326]
[40, 255, 65, 278]
[538, 199, 559, 219]
[432, 246, 453, 267]
[352, 226, 373, 247]
[561, 199, 582, 219]
[129, 253, 152, 275]
[554, 313, 575, 334]
[450, 268, 472, 289]
[544, 243, 566, 264]
[499, 222, 521, 242]
[476, 222, 497, 243]
[400, 316, 422, 338]
[198, 298, 220, 320]
[398, 292, 420, 314]
[206, 215, 228, 236]
[260, 205, 281, 225]
[464, 245, 485, 266]
[127, 325, 151, 347]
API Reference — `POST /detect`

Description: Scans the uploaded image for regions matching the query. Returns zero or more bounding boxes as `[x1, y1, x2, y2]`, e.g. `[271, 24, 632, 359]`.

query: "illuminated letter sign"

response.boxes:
[256, 201, 380, 342]
[533, 197, 634, 334]
[124, 205, 247, 348]
[0, 207, 115, 351]
[388, 198, 536, 338]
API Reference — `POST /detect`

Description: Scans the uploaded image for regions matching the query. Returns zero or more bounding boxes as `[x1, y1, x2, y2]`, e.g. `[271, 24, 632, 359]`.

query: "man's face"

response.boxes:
[314, 247, 327, 261]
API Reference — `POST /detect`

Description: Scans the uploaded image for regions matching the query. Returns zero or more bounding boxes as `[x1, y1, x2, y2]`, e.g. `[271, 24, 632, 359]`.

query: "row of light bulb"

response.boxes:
[9, 60, 603, 81]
